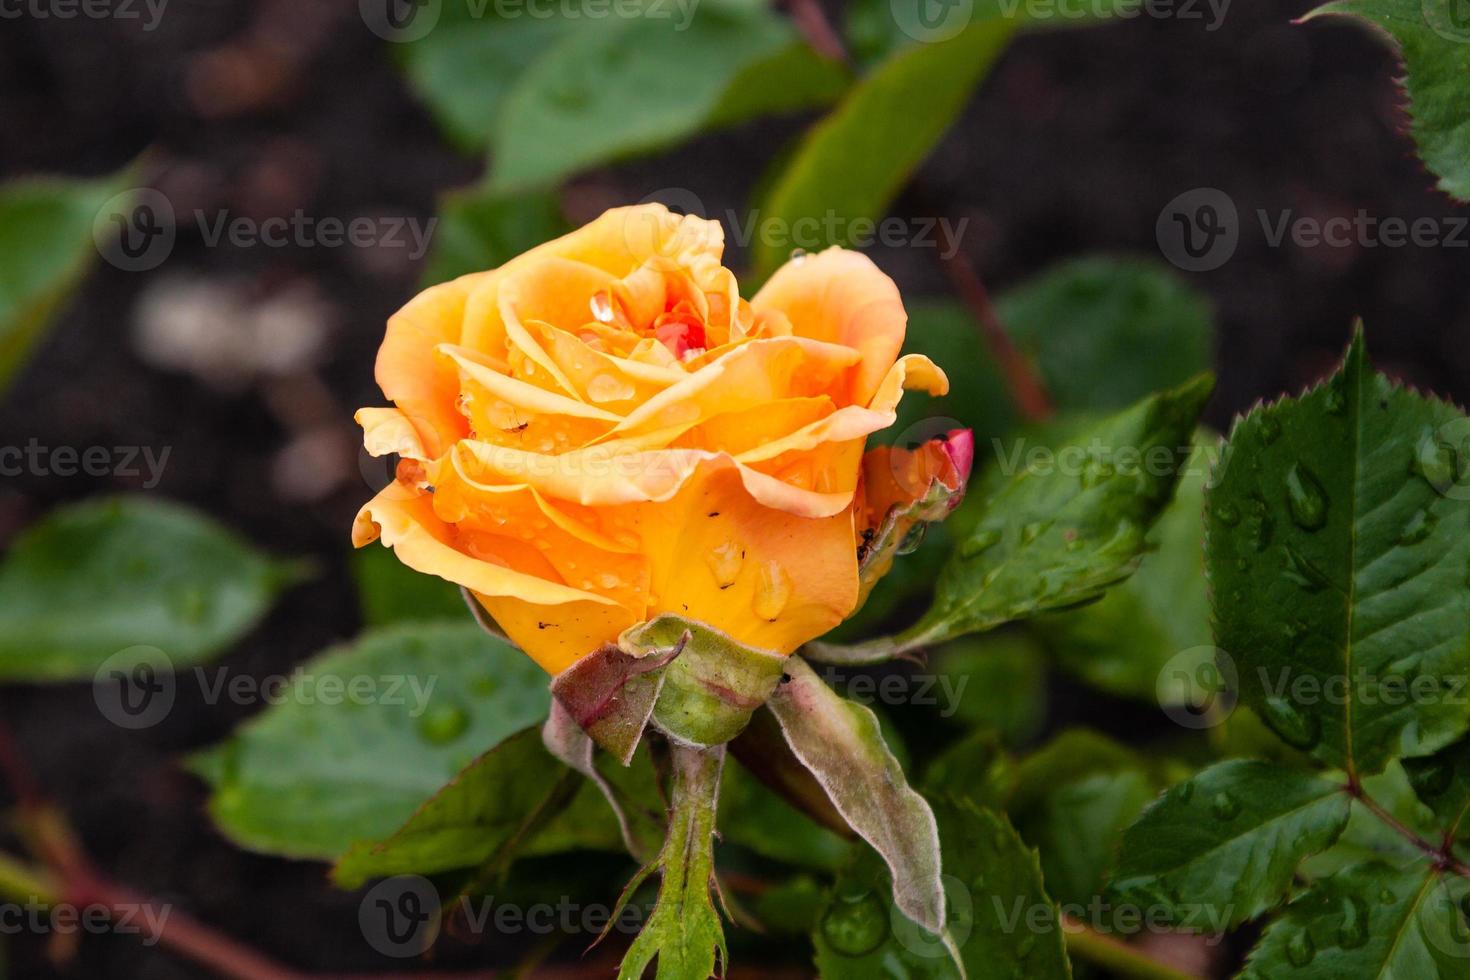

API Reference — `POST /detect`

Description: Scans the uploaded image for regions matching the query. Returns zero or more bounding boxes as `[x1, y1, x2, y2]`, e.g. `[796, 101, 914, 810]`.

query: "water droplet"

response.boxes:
[1399, 508, 1438, 546]
[595, 572, 622, 590]
[1285, 928, 1316, 966]
[174, 587, 209, 624]
[589, 290, 615, 323]
[1215, 502, 1241, 527]
[1081, 457, 1116, 489]
[1210, 791, 1241, 820]
[820, 891, 887, 956]
[981, 568, 1003, 589]
[897, 523, 927, 555]
[1177, 780, 1195, 804]
[1413, 430, 1458, 492]
[960, 528, 1002, 559]
[753, 560, 792, 621]
[788, 248, 809, 266]
[706, 540, 743, 589]
[1336, 895, 1369, 949]
[417, 704, 470, 745]
[1324, 377, 1347, 416]
[1285, 463, 1329, 531]
[1260, 415, 1282, 445]
[1260, 695, 1320, 749]
[1021, 521, 1050, 545]
[1378, 887, 1396, 905]
[587, 373, 635, 403]
[487, 399, 525, 431]
[1284, 543, 1332, 593]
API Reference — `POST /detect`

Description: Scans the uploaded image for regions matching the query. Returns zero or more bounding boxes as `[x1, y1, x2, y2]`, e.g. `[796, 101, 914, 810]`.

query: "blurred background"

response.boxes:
[1, 0, 1469, 976]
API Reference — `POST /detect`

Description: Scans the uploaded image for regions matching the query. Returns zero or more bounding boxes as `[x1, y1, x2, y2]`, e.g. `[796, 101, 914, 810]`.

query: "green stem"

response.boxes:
[0, 850, 57, 903]
[1063, 916, 1201, 980]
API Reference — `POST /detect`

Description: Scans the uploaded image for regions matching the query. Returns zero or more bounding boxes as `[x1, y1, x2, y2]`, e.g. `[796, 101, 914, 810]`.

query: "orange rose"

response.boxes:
[353, 204, 955, 674]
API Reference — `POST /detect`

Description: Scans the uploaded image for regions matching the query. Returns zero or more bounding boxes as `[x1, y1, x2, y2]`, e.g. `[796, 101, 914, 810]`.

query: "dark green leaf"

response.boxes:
[490, 8, 844, 191]
[1010, 731, 1166, 911]
[922, 729, 1015, 811]
[1243, 862, 1470, 978]
[1038, 434, 1214, 702]
[352, 545, 468, 626]
[998, 257, 1214, 414]
[190, 622, 551, 859]
[885, 375, 1213, 655]
[0, 497, 297, 681]
[418, 184, 567, 287]
[0, 173, 131, 392]
[1302, 764, 1436, 879]
[1305, 0, 1470, 201]
[719, 760, 849, 872]
[1403, 736, 1470, 840]
[524, 743, 664, 857]
[1110, 760, 1351, 929]
[813, 798, 1070, 979]
[333, 727, 578, 888]
[931, 631, 1048, 745]
[1207, 330, 1470, 774]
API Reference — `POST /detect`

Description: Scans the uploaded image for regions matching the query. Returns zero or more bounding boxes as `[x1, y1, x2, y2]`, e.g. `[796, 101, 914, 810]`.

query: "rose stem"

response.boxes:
[1063, 915, 1203, 980]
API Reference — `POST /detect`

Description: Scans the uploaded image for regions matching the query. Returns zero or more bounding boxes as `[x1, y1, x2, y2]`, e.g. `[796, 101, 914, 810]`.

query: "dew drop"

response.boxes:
[1021, 520, 1050, 545]
[1260, 695, 1321, 750]
[595, 572, 623, 590]
[173, 587, 209, 624]
[487, 399, 525, 431]
[1336, 895, 1369, 949]
[1215, 502, 1242, 527]
[961, 528, 1002, 559]
[1399, 508, 1438, 546]
[1284, 463, 1329, 531]
[1177, 780, 1195, 804]
[706, 540, 744, 589]
[897, 523, 927, 555]
[753, 560, 792, 621]
[1413, 430, 1458, 493]
[1284, 543, 1332, 593]
[417, 704, 470, 745]
[819, 891, 887, 956]
[1324, 377, 1347, 416]
[1260, 415, 1282, 445]
[1379, 887, 1396, 905]
[788, 248, 810, 266]
[1210, 791, 1241, 820]
[1285, 928, 1316, 966]
[589, 290, 616, 323]
[587, 373, 635, 404]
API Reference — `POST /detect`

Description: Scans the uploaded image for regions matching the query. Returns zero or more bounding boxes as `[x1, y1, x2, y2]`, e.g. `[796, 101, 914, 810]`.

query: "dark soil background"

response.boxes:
[1, 0, 1468, 976]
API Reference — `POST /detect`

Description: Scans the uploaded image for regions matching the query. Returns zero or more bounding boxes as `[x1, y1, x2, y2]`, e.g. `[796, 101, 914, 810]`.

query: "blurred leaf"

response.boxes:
[1110, 760, 1351, 930]
[1302, 764, 1434, 879]
[1037, 434, 1214, 702]
[719, 760, 849, 871]
[352, 545, 468, 626]
[1401, 735, 1470, 840]
[888, 300, 1018, 444]
[0, 173, 131, 393]
[1243, 861, 1470, 978]
[813, 797, 1070, 979]
[1305, 0, 1470, 201]
[190, 622, 550, 860]
[489, 6, 844, 191]
[997, 257, 1214, 413]
[419, 185, 567, 286]
[1207, 330, 1470, 775]
[0, 497, 297, 681]
[870, 375, 1212, 656]
[931, 631, 1047, 745]
[922, 728, 1015, 810]
[525, 744, 664, 856]
[397, 3, 582, 152]
[1009, 730, 1164, 910]
[333, 727, 577, 888]
[753, 874, 825, 935]
[752, 20, 1015, 278]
